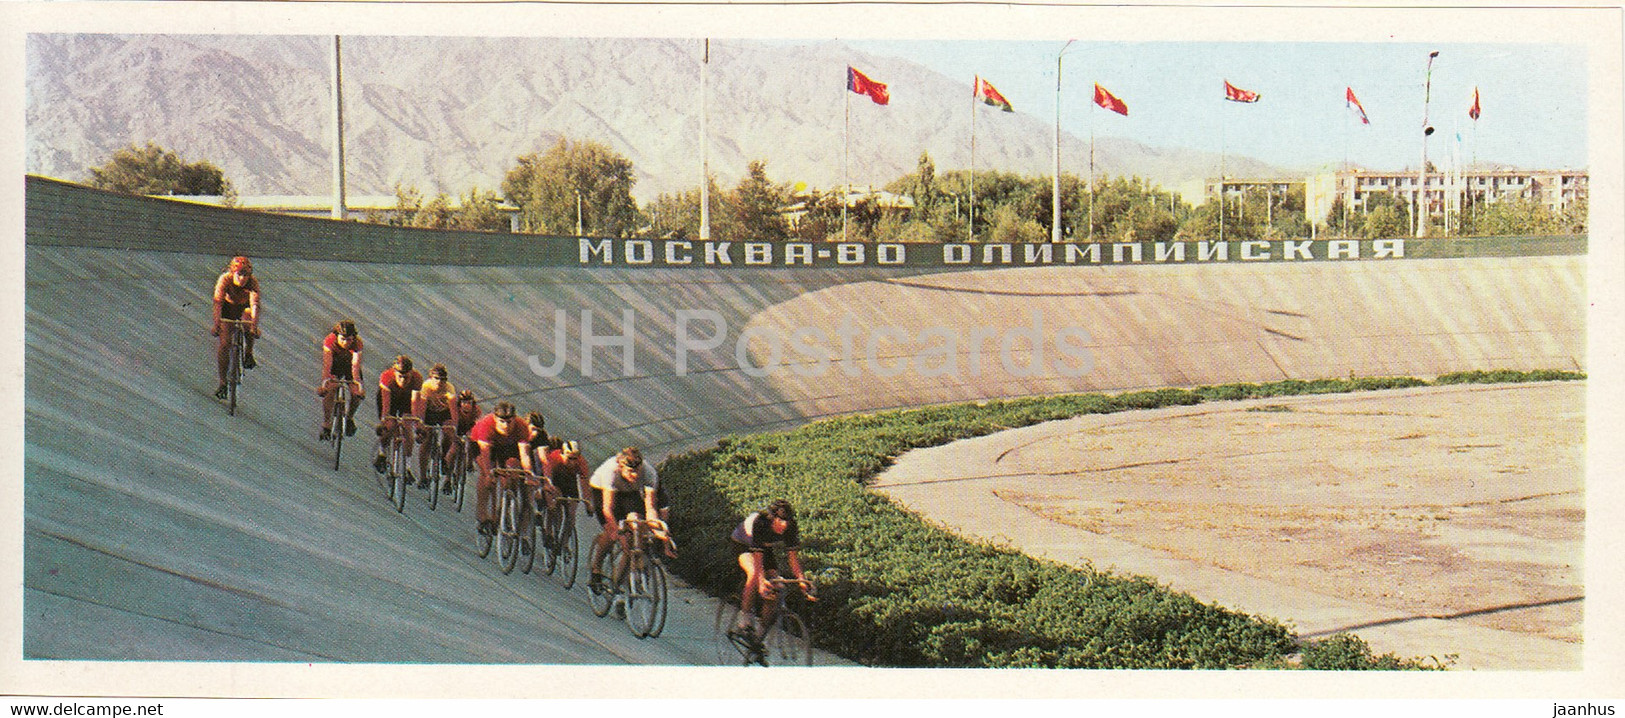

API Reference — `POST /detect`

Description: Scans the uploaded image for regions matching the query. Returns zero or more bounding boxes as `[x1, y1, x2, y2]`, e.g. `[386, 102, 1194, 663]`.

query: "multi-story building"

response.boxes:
[1303, 167, 1587, 235]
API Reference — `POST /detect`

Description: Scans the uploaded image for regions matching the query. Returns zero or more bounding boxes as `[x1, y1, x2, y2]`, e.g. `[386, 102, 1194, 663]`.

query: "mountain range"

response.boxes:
[26, 34, 1283, 203]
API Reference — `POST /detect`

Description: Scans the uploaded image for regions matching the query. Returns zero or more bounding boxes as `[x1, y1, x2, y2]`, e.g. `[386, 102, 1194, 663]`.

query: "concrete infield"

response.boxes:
[873, 381, 1584, 670]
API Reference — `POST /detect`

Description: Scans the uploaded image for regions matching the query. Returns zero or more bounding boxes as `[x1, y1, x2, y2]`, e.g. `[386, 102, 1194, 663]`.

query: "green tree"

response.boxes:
[87, 142, 233, 198]
[451, 188, 511, 232]
[887, 151, 942, 221]
[1359, 192, 1411, 239]
[503, 138, 638, 237]
[1466, 196, 1563, 236]
[644, 177, 732, 240]
[726, 160, 790, 242]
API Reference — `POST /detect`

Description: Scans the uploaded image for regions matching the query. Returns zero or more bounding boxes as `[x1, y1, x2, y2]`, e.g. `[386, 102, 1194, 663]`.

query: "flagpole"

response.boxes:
[844, 71, 851, 243]
[1342, 90, 1350, 238]
[1089, 112, 1096, 243]
[970, 76, 977, 242]
[700, 39, 711, 241]
[1219, 91, 1226, 245]
[1417, 50, 1438, 239]
[1053, 40, 1074, 244]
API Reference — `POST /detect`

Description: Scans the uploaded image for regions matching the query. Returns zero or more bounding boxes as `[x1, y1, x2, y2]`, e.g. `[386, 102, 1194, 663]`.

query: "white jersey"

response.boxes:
[588, 455, 658, 494]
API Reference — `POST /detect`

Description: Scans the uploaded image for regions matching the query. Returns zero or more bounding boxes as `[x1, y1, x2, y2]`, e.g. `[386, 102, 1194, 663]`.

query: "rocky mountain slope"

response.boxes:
[27, 34, 1279, 201]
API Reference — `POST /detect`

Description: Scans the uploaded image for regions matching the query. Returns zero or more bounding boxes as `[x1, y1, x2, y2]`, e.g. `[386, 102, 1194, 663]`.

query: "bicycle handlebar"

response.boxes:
[766, 576, 818, 600]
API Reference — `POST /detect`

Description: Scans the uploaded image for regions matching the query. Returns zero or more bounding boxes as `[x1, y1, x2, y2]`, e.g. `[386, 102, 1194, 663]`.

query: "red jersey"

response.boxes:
[543, 449, 589, 485]
[377, 368, 423, 417]
[469, 414, 533, 464]
[323, 333, 363, 379]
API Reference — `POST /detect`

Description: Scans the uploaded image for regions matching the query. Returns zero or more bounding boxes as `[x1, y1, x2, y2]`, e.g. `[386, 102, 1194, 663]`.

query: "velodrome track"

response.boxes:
[20, 188, 1584, 679]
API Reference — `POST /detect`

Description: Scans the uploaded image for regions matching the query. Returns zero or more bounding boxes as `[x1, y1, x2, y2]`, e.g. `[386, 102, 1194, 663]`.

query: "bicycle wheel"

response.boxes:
[498, 489, 519, 574]
[425, 435, 441, 511]
[452, 445, 468, 513]
[330, 403, 346, 472]
[714, 601, 752, 666]
[226, 334, 241, 416]
[519, 504, 537, 575]
[647, 559, 669, 638]
[766, 612, 813, 667]
[475, 518, 494, 558]
[624, 553, 659, 638]
[540, 506, 560, 576]
[390, 440, 407, 514]
[558, 507, 580, 590]
[588, 541, 618, 617]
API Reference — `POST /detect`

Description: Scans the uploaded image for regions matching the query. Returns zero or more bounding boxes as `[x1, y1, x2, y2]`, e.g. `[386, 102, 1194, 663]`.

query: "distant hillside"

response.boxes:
[26, 35, 1281, 202]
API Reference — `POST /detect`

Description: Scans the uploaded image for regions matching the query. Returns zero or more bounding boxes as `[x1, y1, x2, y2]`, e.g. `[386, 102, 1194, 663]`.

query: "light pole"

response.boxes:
[1053, 39, 1076, 243]
[1417, 50, 1439, 238]
[330, 36, 346, 220]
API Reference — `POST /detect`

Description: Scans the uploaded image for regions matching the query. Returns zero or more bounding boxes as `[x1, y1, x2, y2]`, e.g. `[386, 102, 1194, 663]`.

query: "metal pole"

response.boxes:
[1053, 40, 1074, 243]
[330, 36, 346, 220]
[700, 39, 711, 241]
[1418, 50, 1438, 238]
[969, 77, 977, 242]
[844, 76, 851, 243]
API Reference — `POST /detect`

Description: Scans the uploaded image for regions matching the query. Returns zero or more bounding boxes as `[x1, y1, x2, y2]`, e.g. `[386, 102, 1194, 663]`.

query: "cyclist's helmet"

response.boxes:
[394, 355, 413, 373]
[493, 401, 517, 420]
[334, 319, 358, 337]
[458, 389, 475, 402]
[561, 440, 580, 456]
[430, 363, 448, 380]
[767, 499, 796, 522]
[229, 256, 252, 273]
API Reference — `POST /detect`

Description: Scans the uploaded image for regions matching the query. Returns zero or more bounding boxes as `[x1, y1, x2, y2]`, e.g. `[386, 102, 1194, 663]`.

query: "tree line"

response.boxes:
[85, 140, 1586, 241]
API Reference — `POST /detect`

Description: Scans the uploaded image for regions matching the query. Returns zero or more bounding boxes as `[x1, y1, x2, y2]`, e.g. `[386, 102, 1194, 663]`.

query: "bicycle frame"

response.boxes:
[319, 378, 353, 471]
[220, 318, 253, 415]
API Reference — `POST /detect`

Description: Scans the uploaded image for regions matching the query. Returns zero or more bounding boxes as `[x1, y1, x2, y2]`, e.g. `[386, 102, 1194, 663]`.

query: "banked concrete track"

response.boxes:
[22, 194, 1584, 672]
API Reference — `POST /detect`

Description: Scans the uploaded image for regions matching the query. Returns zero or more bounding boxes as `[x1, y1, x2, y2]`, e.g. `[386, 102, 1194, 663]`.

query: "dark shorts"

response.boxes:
[551, 470, 580, 500]
[606, 491, 645, 523]
[424, 408, 452, 428]
[733, 542, 779, 573]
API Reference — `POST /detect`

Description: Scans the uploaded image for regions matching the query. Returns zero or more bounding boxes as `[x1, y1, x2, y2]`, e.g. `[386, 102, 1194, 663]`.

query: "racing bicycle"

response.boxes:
[714, 576, 816, 666]
[590, 516, 673, 639]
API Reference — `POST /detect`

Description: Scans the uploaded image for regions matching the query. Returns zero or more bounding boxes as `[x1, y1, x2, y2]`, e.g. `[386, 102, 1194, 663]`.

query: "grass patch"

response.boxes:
[663, 371, 1578, 669]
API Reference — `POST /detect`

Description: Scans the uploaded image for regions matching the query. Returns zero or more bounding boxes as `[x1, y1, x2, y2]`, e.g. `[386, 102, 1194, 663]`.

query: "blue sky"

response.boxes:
[835, 39, 1588, 173]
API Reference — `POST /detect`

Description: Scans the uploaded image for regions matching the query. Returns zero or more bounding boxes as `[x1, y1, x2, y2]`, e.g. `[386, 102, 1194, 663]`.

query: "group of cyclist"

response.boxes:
[214, 255, 810, 644]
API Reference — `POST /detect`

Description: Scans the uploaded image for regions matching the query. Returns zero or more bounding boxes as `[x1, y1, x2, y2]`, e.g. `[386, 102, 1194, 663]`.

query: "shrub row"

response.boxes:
[662, 371, 1582, 668]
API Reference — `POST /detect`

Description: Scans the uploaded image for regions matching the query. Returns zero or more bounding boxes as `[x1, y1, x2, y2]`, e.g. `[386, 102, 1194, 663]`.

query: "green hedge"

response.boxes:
[663, 371, 1581, 668]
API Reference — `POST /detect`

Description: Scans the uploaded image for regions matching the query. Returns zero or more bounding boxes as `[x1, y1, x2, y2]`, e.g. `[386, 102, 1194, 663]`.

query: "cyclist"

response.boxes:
[412, 363, 457, 489]
[317, 319, 365, 440]
[212, 255, 261, 399]
[439, 389, 480, 494]
[373, 355, 423, 478]
[588, 446, 661, 591]
[728, 499, 807, 638]
[469, 401, 536, 549]
[542, 438, 591, 507]
[539, 438, 589, 543]
[526, 412, 552, 451]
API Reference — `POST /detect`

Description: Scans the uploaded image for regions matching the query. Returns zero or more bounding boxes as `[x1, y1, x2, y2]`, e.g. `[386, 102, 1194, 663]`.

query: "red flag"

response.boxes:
[1094, 83, 1128, 116]
[975, 76, 1014, 112]
[1345, 86, 1370, 125]
[1469, 87, 1481, 120]
[1224, 80, 1260, 103]
[847, 66, 889, 106]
